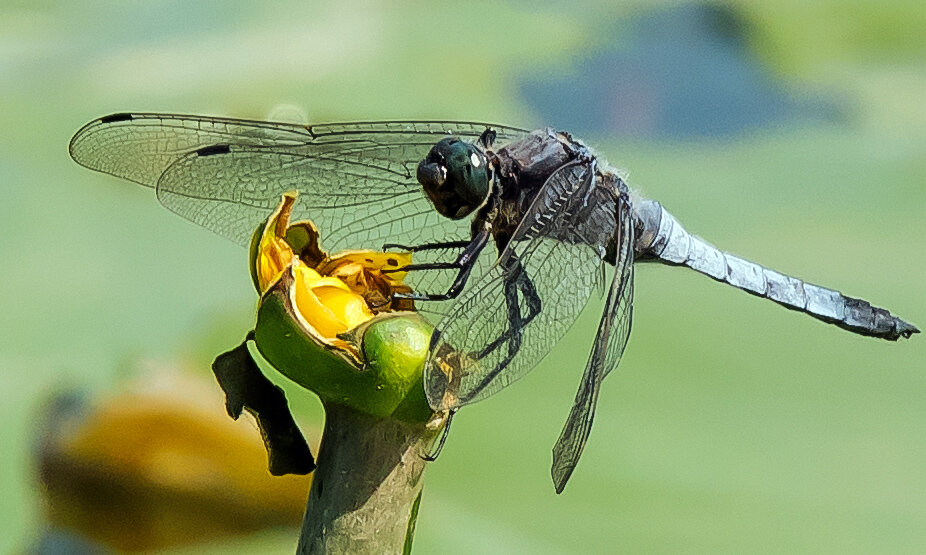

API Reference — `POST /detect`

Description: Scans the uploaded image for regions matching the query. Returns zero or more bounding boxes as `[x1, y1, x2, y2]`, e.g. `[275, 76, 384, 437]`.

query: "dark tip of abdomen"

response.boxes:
[897, 321, 920, 339]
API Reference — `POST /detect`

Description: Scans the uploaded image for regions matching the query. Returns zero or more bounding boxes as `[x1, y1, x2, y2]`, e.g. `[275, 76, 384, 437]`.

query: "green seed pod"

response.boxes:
[351, 313, 434, 423]
[253, 269, 435, 422]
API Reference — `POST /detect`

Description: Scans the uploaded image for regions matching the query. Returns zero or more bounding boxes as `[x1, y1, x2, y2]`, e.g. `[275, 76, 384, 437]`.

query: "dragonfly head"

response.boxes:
[418, 137, 490, 220]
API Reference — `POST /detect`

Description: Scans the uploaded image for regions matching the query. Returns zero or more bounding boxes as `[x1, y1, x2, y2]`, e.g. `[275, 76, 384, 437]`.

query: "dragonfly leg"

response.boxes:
[475, 255, 542, 358]
[421, 409, 456, 462]
[386, 228, 491, 301]
[470, 253, 542, 392]
[382, 239, 472, 252]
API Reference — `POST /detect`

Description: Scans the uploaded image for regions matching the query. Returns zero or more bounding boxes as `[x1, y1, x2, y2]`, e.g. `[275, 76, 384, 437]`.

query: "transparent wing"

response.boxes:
[425, 161, 621, 410]
[156, 145, 452, 251]
[69, 112, 528, 252]
[551, 196, 634, 493]
[70, 113, 527, 189]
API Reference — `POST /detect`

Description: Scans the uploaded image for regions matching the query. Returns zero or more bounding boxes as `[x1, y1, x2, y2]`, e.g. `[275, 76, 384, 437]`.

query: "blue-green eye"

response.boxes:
[418, 137, 489, 220]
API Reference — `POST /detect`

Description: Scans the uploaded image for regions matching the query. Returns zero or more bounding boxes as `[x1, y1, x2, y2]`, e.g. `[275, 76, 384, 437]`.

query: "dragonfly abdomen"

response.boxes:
[633, 199, 918, 341]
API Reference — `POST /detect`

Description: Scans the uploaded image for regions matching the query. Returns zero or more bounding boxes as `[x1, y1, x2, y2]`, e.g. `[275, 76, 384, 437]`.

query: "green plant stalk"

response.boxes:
[252, 258, 440, 552]
[297, 401, 437, 554]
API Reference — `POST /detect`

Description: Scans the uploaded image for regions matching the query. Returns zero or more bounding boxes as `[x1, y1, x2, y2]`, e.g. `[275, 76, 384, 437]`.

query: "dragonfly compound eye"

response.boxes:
[418, 137, 489, 220]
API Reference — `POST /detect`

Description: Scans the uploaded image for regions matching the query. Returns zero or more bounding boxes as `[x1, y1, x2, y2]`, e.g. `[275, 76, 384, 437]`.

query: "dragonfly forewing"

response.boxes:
[70, 113, 527, 243]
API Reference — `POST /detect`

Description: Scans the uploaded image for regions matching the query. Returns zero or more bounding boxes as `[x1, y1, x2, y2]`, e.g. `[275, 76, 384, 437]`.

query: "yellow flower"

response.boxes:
[250, 192, 435, 422]
[250, 192, 412, 356]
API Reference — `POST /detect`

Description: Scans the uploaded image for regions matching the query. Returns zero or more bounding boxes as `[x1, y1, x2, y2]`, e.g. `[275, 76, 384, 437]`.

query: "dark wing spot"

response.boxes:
[365, 258, 374, 263]
[197, 144, 232, 157]
[386, 258, 399, 266]
[99, 113, 134, 123]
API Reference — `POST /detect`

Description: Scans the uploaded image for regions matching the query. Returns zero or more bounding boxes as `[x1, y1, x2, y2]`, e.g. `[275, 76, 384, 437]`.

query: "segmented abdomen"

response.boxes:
[633, 200, 918, 340]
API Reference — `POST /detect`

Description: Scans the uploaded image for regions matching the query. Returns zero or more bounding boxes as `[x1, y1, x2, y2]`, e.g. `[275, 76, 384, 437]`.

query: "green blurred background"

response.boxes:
[2, 1, 924, 552]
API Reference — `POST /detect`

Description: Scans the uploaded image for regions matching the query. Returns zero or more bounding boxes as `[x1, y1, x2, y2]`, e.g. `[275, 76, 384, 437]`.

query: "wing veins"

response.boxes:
[551, 196, 634, 492]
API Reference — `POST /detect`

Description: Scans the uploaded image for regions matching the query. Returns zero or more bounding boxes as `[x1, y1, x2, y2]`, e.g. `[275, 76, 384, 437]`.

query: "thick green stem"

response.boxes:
[298, 402, 437, 554]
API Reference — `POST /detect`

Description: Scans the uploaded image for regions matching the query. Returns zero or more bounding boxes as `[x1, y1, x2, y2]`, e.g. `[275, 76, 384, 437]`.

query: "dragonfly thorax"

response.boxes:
[417, 137, 490, 220]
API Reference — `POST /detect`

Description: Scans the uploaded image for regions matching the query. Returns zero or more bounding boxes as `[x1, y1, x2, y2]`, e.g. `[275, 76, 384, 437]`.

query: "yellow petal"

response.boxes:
[312, 286, 374, 330]
[254, 193, 302, 292]
[294, 265, 323, 285]
[321, 252, 412, 284]
[293, 273, 347, 338]
[257, 237, 294, 291]
[308, 277, 352, 292]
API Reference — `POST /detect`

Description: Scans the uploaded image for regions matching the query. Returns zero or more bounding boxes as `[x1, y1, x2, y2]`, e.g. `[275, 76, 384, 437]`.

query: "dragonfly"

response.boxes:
[70, 113, 918, 493]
